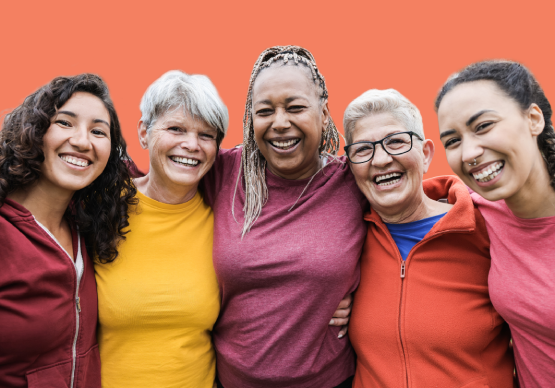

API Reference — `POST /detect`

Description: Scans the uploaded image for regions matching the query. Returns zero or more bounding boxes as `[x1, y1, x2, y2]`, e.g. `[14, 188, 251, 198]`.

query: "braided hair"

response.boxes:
[236, 45, 340, 237]
[435, 60, 555, 191]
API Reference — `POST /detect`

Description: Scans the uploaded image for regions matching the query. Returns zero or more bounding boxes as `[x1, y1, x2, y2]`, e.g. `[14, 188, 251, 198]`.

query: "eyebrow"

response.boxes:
[439, 129, 457, 139]
[57, 110, 110, 127]
[465, 109, 494, 127]
[253, 95, 308, 107]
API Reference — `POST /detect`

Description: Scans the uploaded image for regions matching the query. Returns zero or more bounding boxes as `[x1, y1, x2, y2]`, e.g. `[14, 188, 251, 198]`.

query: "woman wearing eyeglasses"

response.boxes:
[344, 89, 515, 387]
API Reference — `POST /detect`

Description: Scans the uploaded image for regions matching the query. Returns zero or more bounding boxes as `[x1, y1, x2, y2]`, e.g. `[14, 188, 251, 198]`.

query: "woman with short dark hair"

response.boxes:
[0, 74, 136, 388]
[436, 60, 555, 387]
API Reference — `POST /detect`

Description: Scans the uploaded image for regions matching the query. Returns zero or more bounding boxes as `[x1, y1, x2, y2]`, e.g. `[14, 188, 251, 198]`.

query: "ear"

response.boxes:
[138, 120, 149, 149]
[528, 103, 545, 137]
[321, 100, 330, 132]
[421, 139, 435, 174]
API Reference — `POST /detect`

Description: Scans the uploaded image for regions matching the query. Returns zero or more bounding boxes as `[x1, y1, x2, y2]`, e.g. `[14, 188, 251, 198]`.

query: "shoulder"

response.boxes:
[322, 156, 367, 208]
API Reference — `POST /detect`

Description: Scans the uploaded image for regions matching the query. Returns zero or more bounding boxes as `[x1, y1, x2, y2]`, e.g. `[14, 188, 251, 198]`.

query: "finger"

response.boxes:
[338, 325, 349, 339]
[329, 317, 349, 326]
[336, 295, 353, 309]
[332, 308, 350, 319]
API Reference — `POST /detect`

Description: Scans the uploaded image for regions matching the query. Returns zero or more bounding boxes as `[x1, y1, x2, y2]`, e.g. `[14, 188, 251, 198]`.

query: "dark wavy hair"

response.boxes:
[0, 74, 137, 263]
[435, 60, 555, 190]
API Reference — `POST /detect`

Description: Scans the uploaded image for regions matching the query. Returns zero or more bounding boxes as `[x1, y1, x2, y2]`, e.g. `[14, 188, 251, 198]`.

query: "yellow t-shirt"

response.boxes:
[95, 190, 220, 388]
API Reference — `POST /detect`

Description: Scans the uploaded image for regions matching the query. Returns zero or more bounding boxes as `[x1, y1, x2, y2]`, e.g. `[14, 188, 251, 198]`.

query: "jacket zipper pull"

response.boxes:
[400, 261, 406, 278]
[76, 297, 81, 313]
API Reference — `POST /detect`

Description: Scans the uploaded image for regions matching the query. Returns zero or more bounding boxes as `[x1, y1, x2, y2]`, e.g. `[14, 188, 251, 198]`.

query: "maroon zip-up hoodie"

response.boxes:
[0, 199, 101, 388]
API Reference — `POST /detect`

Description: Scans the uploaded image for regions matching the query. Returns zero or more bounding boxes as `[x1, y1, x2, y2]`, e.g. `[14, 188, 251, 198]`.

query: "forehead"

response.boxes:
[156, 108, 215, 132]
[437, 80, 516, 126]
[351, 113, 406, 142]
[252, 65, 317, 100]
[58, 92, 110, 121]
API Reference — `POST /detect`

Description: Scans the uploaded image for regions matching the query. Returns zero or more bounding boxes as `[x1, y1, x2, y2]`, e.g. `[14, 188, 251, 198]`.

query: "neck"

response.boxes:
[378, 189, 448, 224]
[505, 157, 555, 218]
[134, 172, 198, 205]
[7, 180, 73, 231]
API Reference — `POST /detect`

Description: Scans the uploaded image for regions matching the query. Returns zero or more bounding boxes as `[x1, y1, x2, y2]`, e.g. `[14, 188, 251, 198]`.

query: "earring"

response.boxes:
[468, 158, 477, 166]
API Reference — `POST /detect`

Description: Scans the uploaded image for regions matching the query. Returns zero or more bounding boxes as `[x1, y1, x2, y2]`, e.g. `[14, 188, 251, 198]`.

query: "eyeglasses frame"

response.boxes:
[344, 131, 423, 164]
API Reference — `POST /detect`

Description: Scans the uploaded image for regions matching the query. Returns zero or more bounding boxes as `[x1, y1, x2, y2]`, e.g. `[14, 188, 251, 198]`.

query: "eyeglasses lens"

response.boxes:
[348, 132, 412, 163]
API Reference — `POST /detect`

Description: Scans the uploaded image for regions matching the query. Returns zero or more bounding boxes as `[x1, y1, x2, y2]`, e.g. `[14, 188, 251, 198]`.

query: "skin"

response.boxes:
[437, 81, 555, 218]
[8, 92, 112, 258]
[135, 109, 218, 204]
[251, 64, 329, 180]
[349, 113, 452, 223]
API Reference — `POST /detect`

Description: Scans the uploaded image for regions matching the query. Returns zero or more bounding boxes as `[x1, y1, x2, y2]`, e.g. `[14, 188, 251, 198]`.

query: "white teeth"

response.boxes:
[60, 155, 89, 167]
[375, 172, 402, 183]
[171, 156, 199, 166]
[472, 162, 504, 182]
[270, 139, 300, 149]
[378, 178, 401, 186]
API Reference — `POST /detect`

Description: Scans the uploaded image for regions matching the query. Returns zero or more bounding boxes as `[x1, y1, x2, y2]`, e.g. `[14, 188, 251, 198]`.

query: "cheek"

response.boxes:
[350, 164, 371, 184]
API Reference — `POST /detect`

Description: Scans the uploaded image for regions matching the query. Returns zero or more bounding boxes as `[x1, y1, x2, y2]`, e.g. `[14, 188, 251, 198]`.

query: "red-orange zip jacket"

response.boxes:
[350, 176, 514, 388]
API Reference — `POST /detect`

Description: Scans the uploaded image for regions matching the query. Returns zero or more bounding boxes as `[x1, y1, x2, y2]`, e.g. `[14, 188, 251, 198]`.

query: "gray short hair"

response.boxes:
[343, 89, 424, 145]
[140, 70, 229, 145]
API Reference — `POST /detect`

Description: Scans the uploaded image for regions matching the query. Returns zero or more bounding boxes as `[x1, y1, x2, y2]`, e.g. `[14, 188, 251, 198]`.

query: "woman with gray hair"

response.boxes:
[344, 89, 515, 387]
[94, 70, 228, 388]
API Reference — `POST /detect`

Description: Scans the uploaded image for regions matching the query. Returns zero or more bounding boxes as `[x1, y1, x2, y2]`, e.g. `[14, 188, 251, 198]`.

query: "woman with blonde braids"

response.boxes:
[202, 46, 367, 388]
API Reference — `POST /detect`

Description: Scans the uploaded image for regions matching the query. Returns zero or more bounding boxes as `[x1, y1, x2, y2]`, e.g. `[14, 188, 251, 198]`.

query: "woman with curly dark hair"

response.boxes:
[0, 74, 136, 388]
[435, 60, 555, 387]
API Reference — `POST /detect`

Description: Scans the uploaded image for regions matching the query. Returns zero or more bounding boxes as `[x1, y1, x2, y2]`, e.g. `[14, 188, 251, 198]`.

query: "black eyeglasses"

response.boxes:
[344, 131, 423, 164]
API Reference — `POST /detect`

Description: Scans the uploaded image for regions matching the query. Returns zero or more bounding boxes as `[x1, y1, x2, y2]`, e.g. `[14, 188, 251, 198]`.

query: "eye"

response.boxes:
[55, 119, 71, 127]
[476, 122, 493, 132]
[288, 105, 305, 112]
[200, 132, 215, 140]
[91, 128, 108, 137]
[256, 108, 273, 116]
[168, 126, 182, 133]
[443, 137, 460, 148]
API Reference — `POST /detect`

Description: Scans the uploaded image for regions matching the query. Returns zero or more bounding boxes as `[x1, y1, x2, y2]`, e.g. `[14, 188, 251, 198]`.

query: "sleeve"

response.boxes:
[339, 156, 369, 212]
[201, 147, 241, 207]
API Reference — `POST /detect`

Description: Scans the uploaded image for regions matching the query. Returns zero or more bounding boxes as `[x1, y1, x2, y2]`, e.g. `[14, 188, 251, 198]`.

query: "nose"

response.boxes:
[180, 132, 201, 151]
[68, 125, 92, 151]
[272, 108, 291, 131]
[371, 143, 393, 167]
[460, 136, 484, 166]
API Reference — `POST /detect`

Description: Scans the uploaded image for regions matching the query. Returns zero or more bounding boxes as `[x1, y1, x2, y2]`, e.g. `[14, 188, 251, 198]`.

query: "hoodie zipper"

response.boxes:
[34, 219, 83, 388]
[398, 260, 409, 388]
[382, 226, 471, 388]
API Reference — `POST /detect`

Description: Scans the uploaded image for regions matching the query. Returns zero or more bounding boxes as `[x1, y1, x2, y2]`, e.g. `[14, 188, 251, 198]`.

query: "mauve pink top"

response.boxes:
[471, 192, 555, 388]
[203, 148, 367, 388]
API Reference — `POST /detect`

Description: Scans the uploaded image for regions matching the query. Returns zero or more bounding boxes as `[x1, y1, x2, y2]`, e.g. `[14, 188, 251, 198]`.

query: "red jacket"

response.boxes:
[350, 176, 514, 388]
[0, 199, 100, 388]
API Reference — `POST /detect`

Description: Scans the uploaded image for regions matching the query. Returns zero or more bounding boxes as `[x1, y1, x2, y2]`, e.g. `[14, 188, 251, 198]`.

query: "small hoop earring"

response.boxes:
[468, 158, 477, 166]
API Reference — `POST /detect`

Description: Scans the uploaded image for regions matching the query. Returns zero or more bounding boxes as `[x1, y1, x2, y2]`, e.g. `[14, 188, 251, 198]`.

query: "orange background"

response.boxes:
[1, 0, 553, 175]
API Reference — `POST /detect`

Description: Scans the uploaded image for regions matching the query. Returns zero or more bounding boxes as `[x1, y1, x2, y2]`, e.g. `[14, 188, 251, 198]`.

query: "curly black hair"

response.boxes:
[0, 73, 137, 263]
[435, 60, 555, 190]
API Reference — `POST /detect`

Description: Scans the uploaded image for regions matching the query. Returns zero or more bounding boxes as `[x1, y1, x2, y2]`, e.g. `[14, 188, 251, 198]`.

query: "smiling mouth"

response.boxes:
[59, 155, 91, 167]
[374, 172, 403, 187]
[472, 161, 504, 183]
[170, 156, 199, 167]
[269, 139, 300, 150]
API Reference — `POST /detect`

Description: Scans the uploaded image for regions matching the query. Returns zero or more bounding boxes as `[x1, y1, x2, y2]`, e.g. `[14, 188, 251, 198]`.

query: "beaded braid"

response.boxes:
[235, 45, 340, 237]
